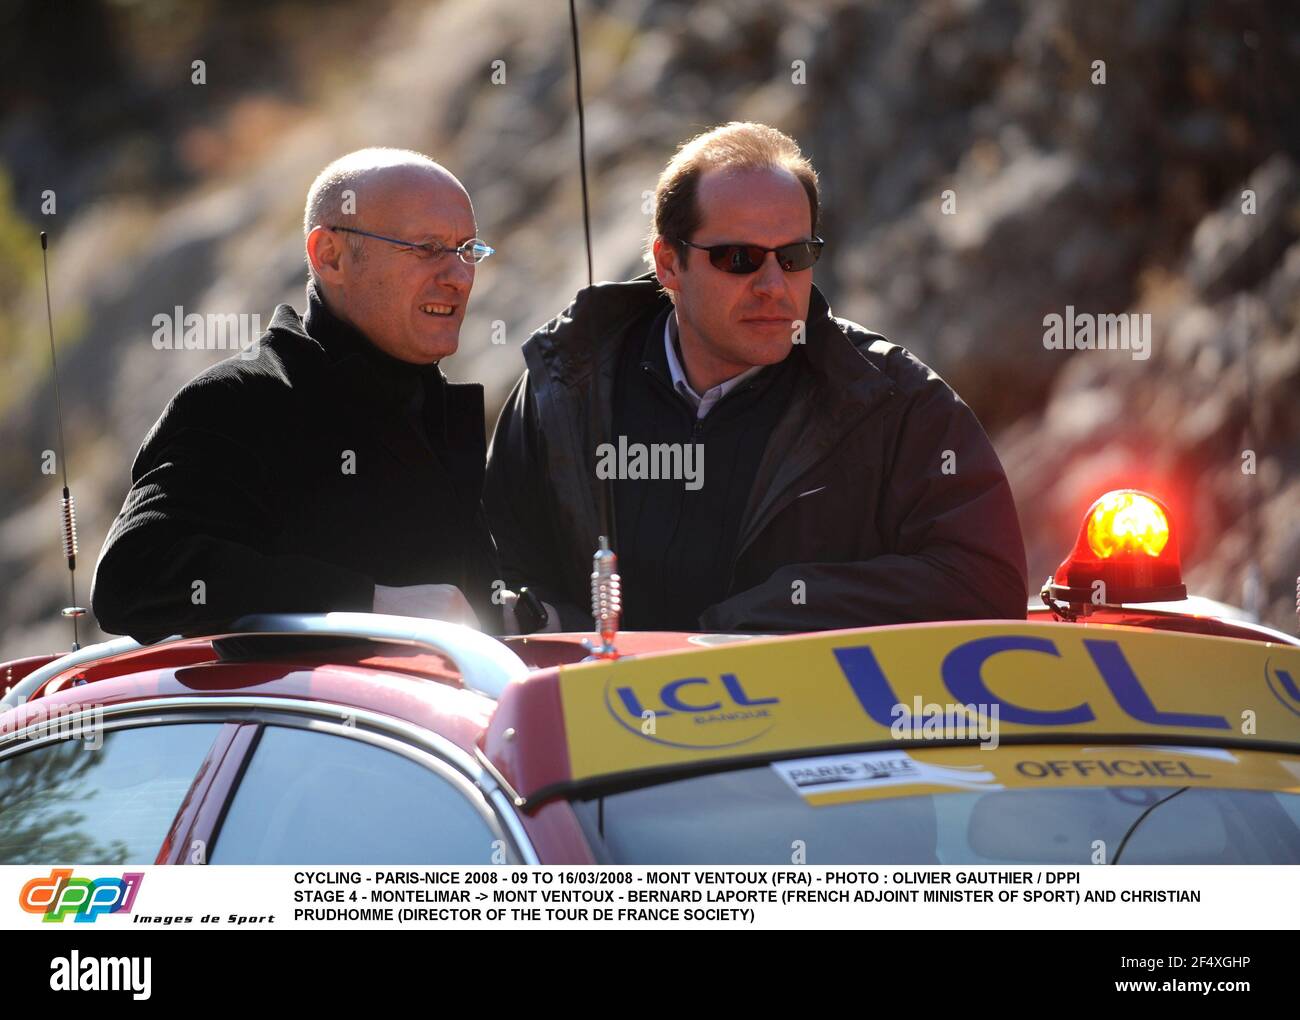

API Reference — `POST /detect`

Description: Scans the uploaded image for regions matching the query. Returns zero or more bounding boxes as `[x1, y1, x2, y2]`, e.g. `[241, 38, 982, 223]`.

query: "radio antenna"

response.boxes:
[568, 0, 594, 293]
[568, 0, 620, 657]
[39, 231, 86, 651]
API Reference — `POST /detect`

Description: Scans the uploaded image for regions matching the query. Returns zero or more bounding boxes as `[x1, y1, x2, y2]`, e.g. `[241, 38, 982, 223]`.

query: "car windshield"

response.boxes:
[569, 747, 1300, 865]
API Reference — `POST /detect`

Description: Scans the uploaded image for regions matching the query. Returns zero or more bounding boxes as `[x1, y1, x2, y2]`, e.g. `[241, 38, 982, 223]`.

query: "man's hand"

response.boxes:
[372, 584, 481, 629]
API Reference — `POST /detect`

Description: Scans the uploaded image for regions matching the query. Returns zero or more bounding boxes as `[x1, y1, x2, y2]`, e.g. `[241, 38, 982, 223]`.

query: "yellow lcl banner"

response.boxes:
[557, 621, 1300, 784]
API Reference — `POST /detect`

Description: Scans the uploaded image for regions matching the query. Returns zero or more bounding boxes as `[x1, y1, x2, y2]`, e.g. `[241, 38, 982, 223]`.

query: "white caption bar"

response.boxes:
[2, 865, 1294, 929]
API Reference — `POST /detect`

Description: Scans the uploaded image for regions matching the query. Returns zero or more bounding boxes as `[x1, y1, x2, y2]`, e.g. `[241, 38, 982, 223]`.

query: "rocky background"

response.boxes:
[1, 0, 1297, 654]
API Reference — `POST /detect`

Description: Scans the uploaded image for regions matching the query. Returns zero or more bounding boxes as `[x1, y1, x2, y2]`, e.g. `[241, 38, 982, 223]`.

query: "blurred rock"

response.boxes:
[1189, 154, 1300, 300]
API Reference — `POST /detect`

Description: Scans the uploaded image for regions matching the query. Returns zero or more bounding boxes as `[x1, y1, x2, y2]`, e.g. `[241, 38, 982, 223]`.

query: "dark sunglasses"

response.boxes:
[677, 237, 825, 274]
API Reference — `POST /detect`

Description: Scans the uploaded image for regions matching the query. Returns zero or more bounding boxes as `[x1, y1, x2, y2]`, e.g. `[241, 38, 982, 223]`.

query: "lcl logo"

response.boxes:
[605, 673, 779, 750]
[1266, 658, 1300, 719]
[614, 674, 778, 718]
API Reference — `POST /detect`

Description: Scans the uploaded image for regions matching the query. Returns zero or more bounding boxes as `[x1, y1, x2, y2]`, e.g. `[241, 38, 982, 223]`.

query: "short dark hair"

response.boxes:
[645, 121, 820, 271]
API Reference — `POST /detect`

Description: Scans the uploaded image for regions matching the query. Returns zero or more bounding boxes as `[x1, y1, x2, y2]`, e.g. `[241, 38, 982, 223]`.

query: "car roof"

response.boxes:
[0, 627, 726, 758]
[4, 614, 1299, 811]
[487, 618, 1300, 806]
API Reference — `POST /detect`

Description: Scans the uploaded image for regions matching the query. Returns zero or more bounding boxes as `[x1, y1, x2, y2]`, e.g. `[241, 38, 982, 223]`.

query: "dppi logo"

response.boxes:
[19, 868, 144, 923]
[1266, 658, 1300, 719]
[606, 673, 779, 749]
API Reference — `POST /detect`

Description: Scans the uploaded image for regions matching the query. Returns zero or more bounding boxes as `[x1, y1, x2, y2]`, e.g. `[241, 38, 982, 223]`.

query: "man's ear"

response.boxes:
[652, 235, 684, 297]
[306, 225, 346, 286]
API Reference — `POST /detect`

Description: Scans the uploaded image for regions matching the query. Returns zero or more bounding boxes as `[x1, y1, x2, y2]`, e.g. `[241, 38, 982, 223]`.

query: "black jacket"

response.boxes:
[484, 274, 1028, 632]
[607, 304, 804, 630]
[92, 286, 499, 643]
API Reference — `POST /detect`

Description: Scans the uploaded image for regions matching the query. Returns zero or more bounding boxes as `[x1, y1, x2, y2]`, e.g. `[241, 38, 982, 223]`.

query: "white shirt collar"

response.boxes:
[663, 309, 763, 419]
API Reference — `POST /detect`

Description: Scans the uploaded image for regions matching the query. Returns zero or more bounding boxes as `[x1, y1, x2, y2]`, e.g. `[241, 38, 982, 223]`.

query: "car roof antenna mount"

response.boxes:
[39, 231, 87, 651]
[568, 0, 620, 660]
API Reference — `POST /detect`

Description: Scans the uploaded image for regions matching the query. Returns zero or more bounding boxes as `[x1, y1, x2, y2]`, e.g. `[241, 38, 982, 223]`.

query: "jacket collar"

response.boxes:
[268, 284, 485, 472]
[519, 273, 899, 565]
[524, 271, 894, 420]
[301, 282, 447, 395]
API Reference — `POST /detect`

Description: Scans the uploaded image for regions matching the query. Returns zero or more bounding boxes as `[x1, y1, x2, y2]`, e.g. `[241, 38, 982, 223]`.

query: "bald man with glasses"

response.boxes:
[93, 148, 503, 642]
[486, 122, 1028, 633]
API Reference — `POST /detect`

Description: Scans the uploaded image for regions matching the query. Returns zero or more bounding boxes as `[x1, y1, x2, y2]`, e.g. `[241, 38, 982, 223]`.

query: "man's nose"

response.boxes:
[750, 252, 787, 297]
[435, 256, 474, 293]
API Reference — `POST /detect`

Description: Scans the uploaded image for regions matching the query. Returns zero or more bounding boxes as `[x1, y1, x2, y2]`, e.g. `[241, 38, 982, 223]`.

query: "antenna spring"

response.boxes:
[590, 536, 621, 658]
[60, 489, 78, 565]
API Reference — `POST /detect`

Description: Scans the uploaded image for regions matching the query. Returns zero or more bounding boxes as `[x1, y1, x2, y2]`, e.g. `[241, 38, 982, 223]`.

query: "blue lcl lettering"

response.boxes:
[661, 678, 721, 713]
[617, 673, 778, 717]
[722, 673, 778, 707]
[942, 636, 1095, 726]
[832, 646, 905, 726]
[1084, 639, 1230, 730]
[616, 687, 664, 718]
[834, 636, 1094, 726]
[1276, 667, 1300, 702]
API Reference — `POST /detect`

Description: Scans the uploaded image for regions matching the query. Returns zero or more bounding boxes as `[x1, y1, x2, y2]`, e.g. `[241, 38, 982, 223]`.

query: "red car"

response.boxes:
[2, 490, 1298, 866]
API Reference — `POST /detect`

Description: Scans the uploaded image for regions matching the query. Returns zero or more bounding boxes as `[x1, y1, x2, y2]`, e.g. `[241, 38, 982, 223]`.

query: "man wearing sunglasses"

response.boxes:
[93, 148, 503, 642]
[486, 122, 1028, 634]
